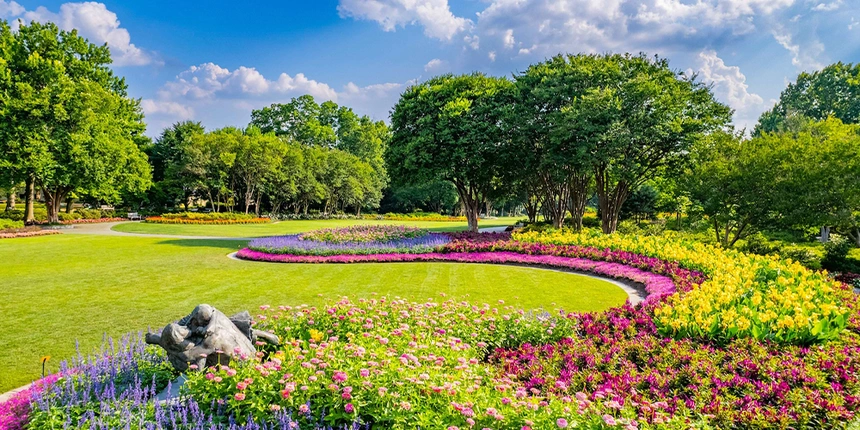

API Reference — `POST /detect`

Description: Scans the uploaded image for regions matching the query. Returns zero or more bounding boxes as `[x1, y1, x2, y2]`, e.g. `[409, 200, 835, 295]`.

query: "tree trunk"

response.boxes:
[43, 187, 66, 224]
[454, 182, 482, 233]
[5, 189, 14, 211]
[847, 227, 860, 247]
[255, 189, 262, 217]
[595, 167, 629, 234]
[569, 173, 590, 231]
[64, 196, 74, 213]
[23, 175, 35, 225]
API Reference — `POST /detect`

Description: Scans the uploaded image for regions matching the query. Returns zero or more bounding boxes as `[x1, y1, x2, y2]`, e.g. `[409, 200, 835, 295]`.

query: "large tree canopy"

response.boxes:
[250, 96, 389, 212]
[0, 20, 151, 223]
[756, 62, 860, 135]
[388, 73, 513, 232]
[553, 53, 731, 233]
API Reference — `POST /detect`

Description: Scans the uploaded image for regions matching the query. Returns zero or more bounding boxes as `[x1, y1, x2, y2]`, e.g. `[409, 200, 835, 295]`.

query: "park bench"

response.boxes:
[128, 212, 143, 221]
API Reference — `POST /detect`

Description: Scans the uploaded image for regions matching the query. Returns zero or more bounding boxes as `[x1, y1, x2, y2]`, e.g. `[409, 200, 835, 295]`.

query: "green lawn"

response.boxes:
[0, 233, 626, 391]
[111, 217, 522, 237]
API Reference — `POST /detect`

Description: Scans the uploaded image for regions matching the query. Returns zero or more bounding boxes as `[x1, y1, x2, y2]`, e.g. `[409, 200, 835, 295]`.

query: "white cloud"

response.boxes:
[12, 2, 155, 66]
[695, 50, 763, 109]
[337, 0, 471, 40]
[469, 0, 799, 59]
[502, 29, 515, 49]
[140, 99, 194, 119]
[424, 58, 446, 71]
[772, 27, 825, 70]
[693, 50, 765, 130]
[160, 63, 338, 102]
[850, 17, 859, 30]
[146, 62, 406, 135]
[812, 0, 842, 11]
[0, 0, 24, 18]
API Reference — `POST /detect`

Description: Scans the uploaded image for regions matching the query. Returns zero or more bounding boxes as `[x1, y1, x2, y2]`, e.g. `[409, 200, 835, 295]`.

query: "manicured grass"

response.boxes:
[112, 217, 521, 237]
[0, 233, 626, 392]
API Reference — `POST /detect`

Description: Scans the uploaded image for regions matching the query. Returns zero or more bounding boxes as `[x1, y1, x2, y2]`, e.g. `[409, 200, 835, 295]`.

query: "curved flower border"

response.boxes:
[236, 243, 702, 307]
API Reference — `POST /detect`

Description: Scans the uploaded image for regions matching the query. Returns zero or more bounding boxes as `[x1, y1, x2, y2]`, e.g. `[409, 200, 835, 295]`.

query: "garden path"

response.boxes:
[61, 221, 251, 240]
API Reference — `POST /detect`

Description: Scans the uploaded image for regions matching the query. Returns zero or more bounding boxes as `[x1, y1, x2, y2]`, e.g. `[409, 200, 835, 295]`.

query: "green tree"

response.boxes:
[510, 54, 601, 229]
[146, 121, 205, 209]
[686, 131, 774, 247]
[388, 73, 513, 232]
[250, 96, 389, 212]
[620, 184, 658, 223]
[263, 139, 304, 216]
[756, 62, 860, 135]
[0, 21, 151, 223]
[189, 128, 238, 212]
[557, 53, 730, 233]
[233, 127, 286, 215]
[757, 118, 860, 244]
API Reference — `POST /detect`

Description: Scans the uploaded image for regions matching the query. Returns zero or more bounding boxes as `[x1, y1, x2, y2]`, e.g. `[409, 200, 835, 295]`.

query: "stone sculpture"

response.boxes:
[145, 304, 280, 372]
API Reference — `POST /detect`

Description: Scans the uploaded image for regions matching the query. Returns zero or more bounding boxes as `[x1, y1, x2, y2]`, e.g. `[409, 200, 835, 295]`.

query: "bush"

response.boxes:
[57, 212, 81, 222]
[617, 219, 666, 236]
[822, 235, 858, 272]
[781, 247, 821, 269]
[741, 232, 782, 256]
[0, 219, 23, 230]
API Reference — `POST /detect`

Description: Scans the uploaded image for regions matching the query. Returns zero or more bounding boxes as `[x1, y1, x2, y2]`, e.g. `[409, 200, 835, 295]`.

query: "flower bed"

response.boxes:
[146, 212, 271, 225]
[299, 225, 428, 243]
[236, 250, 683, 305]
[514, 231, 851, 344]
[5, 230, 860, 429]
[0, 227, 61, 239]
[9, 297, 859, 429]
[491, 305, 860, 428]
[247, 234, 450, 256]
[57, 217, 127, 224]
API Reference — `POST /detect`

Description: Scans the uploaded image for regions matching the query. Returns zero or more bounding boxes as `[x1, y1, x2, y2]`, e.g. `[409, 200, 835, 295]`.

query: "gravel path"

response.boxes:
[61, 221, 251, 240]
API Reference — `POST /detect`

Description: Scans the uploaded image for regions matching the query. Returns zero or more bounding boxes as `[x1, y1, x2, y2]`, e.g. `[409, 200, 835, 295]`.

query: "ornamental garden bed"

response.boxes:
[2, 228, 859, 429]
[0, 220, 61, 239]
[146, 212, 272, 225]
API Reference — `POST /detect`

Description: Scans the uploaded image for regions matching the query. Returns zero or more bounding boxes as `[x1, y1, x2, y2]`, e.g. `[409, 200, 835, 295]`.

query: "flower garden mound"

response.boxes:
[247, 225, 450, 256]
[299, 225, 429, 243]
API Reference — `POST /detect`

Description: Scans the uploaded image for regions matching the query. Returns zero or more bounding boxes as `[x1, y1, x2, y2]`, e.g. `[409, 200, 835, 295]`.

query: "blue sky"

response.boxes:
[3, 0, 859, 136]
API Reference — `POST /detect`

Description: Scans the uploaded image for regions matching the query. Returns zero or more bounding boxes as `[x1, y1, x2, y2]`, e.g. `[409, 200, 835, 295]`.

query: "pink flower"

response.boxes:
[556, 418, 568, 428]
[332, 371, 348, 383]
[345, 403, 355, 414]
[299, 404, 310, 414]
[603, 415, 617, 426]
[234, 393, 245, 401]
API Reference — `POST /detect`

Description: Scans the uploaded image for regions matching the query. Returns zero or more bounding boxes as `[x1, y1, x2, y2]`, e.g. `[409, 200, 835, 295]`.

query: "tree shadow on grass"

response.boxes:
[155, 239, 249, 251]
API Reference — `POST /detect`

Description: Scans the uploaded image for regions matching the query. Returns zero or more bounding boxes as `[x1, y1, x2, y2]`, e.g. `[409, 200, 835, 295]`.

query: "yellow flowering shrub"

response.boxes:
[514, 230, 851, 344]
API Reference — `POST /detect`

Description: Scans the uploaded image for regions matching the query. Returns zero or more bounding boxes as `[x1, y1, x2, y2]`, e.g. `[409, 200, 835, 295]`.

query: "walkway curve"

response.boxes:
[60, 221, 505, 240]
[226, 251, 645, 305]
[61, 221, 252, 240]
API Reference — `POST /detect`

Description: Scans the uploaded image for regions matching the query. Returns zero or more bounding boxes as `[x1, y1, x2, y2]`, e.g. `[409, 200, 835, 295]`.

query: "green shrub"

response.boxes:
[782, 247, 821, 269]
[822, 235, 860, 272]
[0, 205, 48, 222]
[0, 219, 23, 230]
[741, 232, 782, 256]
[58, 212, 82, 222]
[76, 208, 105, 219]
